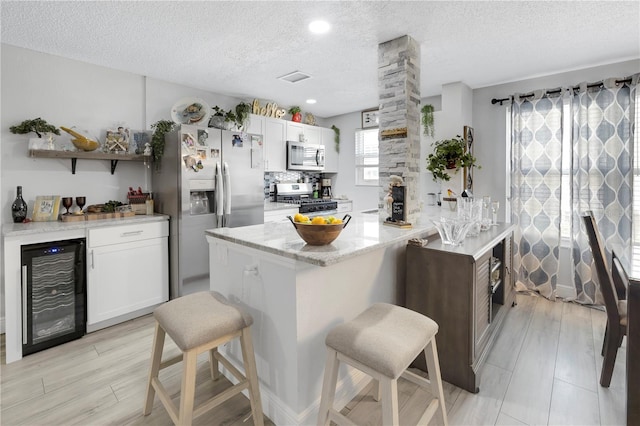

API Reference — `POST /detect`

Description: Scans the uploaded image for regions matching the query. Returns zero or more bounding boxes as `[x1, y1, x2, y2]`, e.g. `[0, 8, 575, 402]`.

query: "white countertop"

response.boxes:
[206, 208, 450, 267]
[2, 214, 169, 237]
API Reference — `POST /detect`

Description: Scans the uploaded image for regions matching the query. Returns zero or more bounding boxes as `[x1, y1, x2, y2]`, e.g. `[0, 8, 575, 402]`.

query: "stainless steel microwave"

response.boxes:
[286, 141, 325, 171]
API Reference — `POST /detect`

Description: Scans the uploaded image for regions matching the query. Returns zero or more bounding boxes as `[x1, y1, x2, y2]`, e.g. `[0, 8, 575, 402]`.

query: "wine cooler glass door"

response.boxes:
[21, 239, 86, 356]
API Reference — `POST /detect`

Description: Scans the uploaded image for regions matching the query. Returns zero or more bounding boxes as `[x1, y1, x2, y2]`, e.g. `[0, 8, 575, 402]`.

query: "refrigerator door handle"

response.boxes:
[215, 161, 223, 227]
[223, 161, 231, 227]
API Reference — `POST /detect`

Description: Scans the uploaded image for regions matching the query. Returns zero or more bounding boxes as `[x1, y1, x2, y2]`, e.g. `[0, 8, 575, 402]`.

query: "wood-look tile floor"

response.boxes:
[0, 293, 627, 425]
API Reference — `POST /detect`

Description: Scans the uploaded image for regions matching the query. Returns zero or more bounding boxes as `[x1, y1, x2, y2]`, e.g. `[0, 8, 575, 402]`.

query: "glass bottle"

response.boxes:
[12, 186, 28, 223]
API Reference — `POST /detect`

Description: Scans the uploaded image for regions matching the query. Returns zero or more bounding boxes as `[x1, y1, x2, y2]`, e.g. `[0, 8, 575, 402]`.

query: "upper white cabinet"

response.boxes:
[264, 117, 286, 172]
[286, 121, 321, 145]
[321, 127, 339, 173]
[245, 113, 265, 136]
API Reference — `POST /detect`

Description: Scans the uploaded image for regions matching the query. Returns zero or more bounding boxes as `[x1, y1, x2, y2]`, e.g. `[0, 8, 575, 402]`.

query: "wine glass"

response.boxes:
[62, 197, 73, 215]
[482, 196, 491, 221]
[75, 196, 86, 213]
[491, 201, 500, 225]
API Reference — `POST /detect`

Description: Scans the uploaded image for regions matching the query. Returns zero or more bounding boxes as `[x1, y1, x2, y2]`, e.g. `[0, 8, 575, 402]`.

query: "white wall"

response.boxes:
[0, 44, 248, 330]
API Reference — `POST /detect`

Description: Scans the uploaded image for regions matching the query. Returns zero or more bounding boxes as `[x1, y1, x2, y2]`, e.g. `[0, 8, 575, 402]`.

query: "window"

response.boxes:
[633, 87, 640, 245]
[355, 128, 379, 186]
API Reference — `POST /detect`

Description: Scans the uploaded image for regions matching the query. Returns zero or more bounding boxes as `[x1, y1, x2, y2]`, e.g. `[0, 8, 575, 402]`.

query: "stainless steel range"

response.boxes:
[274, 183, 337, 216]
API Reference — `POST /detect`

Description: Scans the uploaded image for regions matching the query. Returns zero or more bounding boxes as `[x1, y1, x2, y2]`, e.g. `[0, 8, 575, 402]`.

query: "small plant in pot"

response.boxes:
[426, 135, 479, 181]
[288, 106, 302, 123]
[210, 106, 237, 130]
[10, 117, 60, 138]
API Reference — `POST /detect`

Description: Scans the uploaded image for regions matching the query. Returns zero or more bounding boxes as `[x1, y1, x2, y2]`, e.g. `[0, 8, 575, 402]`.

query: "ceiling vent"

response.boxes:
[278, 71, 312, 83]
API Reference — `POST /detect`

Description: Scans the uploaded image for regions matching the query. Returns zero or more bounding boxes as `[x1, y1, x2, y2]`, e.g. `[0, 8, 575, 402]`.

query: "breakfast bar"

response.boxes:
[205, 210, 515, 424]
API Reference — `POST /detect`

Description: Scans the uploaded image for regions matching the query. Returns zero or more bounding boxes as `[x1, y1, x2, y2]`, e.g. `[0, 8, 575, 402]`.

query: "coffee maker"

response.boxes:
[321, 178, 333, 199]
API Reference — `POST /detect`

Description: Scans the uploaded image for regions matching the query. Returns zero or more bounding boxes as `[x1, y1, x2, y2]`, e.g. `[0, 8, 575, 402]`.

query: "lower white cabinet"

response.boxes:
[336, 201, 352, 214]
[265, 207, 299, 223]
[87, 221, 169, 329]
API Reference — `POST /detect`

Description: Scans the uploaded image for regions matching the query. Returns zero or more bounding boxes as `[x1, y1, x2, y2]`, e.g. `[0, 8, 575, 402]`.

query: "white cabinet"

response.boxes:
[87, 221, 169, 330]
[265, 117, 286, 172]
[336, 201, 352, 214]
[286, 121, 321, 145]
[322, 127, 339, 173]
[264, 207, 299, 223]
[245, 113, 265, 136]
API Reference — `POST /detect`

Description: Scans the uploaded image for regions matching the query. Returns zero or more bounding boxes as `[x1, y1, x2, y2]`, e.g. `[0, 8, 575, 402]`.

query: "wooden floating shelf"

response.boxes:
[29, 149, 150, 174]
[380, 127, 408, 138]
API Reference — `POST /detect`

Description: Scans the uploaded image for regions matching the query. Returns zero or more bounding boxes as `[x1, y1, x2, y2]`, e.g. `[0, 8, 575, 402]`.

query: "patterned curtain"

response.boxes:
[511, 92, 565, 299]
[571, 74, 638, 304]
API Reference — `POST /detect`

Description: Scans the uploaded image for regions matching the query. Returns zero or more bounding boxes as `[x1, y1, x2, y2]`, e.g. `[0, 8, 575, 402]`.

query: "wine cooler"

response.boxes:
[21, 239, 86, 356]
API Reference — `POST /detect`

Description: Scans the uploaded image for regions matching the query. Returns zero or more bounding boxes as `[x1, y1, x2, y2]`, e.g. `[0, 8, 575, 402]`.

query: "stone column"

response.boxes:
[378, 35, 421, 224]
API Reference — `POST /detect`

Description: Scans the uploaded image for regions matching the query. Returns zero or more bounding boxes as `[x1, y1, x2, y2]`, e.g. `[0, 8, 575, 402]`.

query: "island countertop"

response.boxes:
[206, 210, 442, 267]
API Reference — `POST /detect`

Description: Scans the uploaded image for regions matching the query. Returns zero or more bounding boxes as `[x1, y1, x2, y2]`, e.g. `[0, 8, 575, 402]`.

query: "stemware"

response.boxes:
[62, 197, 73, 215]
[75, 196, 86, 213]
[491, 201, 500, 225]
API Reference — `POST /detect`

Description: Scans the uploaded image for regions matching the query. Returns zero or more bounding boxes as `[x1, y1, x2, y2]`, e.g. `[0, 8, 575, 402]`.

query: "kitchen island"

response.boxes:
[205, 210, 444, 424]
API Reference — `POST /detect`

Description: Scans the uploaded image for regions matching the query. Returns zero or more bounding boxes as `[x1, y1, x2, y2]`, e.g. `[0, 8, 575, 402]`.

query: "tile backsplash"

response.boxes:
[264, 171, 322, 199]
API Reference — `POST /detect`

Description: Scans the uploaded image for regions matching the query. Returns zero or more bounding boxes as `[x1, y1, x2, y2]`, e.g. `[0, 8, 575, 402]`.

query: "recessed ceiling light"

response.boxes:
[309, 20, 330, 34]
[306, 99, 317, 104]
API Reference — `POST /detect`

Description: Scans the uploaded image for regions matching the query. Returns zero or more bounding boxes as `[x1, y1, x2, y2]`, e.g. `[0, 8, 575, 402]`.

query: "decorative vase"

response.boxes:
[292, 112, 302, 123]
[11, 186, 28, 223]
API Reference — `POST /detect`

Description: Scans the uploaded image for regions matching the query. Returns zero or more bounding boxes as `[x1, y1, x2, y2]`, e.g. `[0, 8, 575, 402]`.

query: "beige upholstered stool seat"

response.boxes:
[318, 303, 447, 426]
[326, 303, 438, 379]
[154, 291, 253, 351]
[143, 291, 263, 426]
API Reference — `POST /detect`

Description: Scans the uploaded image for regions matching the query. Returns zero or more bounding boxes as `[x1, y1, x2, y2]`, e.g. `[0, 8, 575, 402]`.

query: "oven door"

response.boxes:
[287, 142, 325, 171]
[304, 209, 338, 218]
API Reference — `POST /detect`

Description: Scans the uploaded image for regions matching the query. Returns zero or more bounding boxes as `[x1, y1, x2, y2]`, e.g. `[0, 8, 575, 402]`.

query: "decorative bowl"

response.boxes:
[288, 214, 352, 245]
[432, 217, 472, 246]
[72, 138, 100, 151]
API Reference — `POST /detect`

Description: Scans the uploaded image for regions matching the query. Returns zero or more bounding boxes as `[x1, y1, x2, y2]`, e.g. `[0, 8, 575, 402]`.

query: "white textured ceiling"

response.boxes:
[2, 1, 639, 117]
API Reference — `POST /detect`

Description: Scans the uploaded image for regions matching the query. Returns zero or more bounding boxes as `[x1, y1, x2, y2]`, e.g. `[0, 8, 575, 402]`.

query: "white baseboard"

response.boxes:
[556, 284, 576, 300]
[0, 316, 4, 334]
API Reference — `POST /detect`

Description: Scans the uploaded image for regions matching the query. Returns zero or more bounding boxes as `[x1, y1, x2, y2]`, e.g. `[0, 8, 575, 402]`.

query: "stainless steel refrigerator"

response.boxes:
[153, 124, 264, 298]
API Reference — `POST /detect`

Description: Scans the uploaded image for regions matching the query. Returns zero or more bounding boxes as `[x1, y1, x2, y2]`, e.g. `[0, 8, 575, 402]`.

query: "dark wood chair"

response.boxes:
[583, 211, 628, 387]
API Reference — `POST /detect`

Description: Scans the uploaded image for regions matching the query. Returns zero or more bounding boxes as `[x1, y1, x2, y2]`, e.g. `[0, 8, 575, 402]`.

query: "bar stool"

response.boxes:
[317, 303, 447, 426]
[143, 291, 264, 426]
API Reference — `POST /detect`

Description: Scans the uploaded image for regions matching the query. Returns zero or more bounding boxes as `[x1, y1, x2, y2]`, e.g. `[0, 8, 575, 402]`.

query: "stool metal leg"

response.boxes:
[424, 338, 448, 426]
[317, 348, 340, 426]
[240, 327, 264, 426]
[143, 322, 166, 415]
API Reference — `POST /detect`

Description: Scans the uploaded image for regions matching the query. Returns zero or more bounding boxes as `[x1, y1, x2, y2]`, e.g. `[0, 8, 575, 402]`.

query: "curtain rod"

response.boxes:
[490, 78, 633, 106]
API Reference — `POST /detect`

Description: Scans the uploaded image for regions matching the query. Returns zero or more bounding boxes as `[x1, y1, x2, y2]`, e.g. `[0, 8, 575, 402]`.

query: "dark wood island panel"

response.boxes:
[404, 224, 515, 393]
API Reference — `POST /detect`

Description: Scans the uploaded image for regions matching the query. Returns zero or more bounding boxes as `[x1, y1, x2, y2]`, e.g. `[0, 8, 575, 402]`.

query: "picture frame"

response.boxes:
[463, 126, 474, 191]
[130, 130, 152, 154]
[361, 108, 379, 129]
[32, 195, 61, 222]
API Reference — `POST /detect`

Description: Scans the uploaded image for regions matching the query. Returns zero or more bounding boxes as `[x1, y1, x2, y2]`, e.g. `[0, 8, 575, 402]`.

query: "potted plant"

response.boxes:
[10, 117, 60, 138]
[426, 135, 479, 181]
[421, 104, 435, 138]
[210, 106, 237, 130]
[234, 101, 251, 130]
[288, 106, 302, 123]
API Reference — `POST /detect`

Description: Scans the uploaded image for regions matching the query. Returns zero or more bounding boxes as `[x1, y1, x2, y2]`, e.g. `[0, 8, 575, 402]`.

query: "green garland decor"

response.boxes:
[421, 104, 435, 138]
[331, 125, 340, 153]
[150, 119, 178, 165]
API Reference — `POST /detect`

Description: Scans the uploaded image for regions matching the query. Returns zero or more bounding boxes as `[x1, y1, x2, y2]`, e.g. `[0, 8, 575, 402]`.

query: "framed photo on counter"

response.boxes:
[32, 195, 61, 222]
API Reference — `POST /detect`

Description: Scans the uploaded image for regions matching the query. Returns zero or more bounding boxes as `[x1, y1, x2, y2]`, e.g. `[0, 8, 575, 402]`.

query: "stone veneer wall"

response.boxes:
[377, 35, 421, 224]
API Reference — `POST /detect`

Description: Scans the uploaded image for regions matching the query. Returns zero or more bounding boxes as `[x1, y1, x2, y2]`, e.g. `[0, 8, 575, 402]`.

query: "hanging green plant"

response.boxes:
[426, 135, 479, 182]
[234, 101, 252, 130]
[421, 104, 435, 138]
[10, 117, 60, 138]
[331, 125, 340, 153]
[150, 119, 178, 165]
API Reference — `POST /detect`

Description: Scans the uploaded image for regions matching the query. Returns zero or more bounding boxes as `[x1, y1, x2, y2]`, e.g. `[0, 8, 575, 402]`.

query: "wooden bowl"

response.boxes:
[288, 215, 352, 245]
